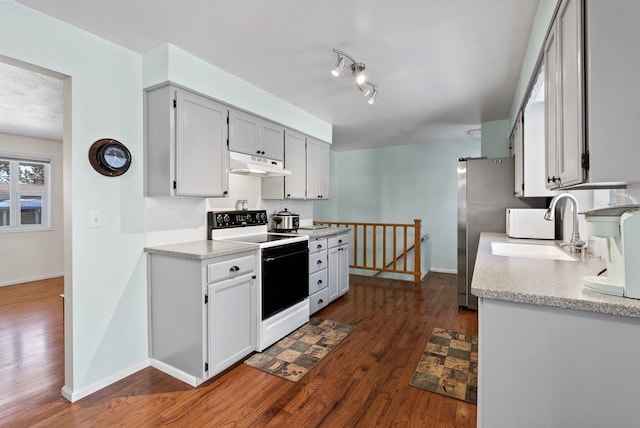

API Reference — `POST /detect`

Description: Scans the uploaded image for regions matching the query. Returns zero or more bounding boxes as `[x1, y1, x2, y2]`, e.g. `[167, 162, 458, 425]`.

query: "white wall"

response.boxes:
[0, 133, 63, 286]
[1, 2, 147, 401]
[314, 139, 481, 273]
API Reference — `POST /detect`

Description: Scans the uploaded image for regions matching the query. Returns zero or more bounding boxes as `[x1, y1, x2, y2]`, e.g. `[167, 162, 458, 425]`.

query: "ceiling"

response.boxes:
[6, 0, 540, 151]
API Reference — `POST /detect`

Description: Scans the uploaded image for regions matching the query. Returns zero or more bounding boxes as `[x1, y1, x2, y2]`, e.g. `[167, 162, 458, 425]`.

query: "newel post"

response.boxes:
[414, 219, 421, 287]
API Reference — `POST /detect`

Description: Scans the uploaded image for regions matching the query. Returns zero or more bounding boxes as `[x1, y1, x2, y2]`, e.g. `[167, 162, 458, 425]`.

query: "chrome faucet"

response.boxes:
[544, 193, 585, 248]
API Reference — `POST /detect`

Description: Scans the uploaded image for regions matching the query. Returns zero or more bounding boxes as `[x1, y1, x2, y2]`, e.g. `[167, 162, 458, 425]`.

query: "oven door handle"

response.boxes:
[263, 249, 309, 263]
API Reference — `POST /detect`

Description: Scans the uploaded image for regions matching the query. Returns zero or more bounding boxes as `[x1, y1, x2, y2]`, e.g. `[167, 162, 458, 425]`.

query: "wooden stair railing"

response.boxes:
[313, 219, 423, 286]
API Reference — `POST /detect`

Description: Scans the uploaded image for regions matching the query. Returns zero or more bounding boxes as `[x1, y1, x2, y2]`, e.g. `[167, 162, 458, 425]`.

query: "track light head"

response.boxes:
[331, 56, 346, 77]
[367, 87, 378, 105]
[356, 83, 372, 97]
[351, 63, 366, 85]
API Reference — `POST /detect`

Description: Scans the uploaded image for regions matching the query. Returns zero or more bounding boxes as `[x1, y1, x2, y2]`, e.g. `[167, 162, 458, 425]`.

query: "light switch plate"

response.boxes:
[90, 209, 102, 228]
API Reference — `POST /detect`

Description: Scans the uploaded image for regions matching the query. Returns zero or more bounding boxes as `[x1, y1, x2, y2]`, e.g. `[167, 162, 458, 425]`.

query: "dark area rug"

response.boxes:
[410, 327, 478, 404]
[245, 317, 355, 382]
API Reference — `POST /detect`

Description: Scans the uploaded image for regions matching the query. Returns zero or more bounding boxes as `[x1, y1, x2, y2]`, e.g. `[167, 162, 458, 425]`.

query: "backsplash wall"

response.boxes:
[145, 173, 316, 246]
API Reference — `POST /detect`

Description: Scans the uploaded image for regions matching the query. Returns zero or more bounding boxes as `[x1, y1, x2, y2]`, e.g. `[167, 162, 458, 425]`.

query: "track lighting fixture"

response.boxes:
[331, 48, 379, 105]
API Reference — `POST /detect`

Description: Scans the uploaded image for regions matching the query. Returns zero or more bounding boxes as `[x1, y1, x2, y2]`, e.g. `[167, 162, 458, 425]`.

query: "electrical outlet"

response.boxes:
[90, 209, 102, 228]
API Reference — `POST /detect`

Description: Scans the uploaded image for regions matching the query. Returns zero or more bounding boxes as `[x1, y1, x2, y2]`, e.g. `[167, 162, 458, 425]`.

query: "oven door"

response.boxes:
[261, 241, 309, 320]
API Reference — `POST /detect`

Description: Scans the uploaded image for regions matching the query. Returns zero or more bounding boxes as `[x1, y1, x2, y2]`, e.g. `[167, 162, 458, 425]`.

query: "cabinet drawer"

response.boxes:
[309, 269, 328, 295]
[208, 253, 255, 283]
[309, 288, 329, 315]
[309, 250, 327, 274]
[309, 238, 328, 254]
[328, 233, 349, 248]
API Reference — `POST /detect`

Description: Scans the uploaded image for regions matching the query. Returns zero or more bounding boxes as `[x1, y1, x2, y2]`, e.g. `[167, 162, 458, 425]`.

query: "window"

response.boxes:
[0, 156, 51, 230]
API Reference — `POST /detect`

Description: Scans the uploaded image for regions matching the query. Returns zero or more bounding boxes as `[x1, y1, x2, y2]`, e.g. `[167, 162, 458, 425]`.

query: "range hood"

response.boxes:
[228, 151, 291, 177]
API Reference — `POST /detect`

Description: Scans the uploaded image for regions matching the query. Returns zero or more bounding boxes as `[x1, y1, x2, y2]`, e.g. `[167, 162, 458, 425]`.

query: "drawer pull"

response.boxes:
[338, 239, 343, 244]
[229, 265, 240, 273]
[318, 299, 324, 304]
[317, 260, 322, 265]
[317, 279, 323, 285]
[317, 244, 322, 249]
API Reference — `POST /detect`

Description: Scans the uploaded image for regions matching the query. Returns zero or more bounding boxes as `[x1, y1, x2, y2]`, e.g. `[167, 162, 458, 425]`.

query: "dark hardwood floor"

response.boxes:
[1, 273, 477, 427]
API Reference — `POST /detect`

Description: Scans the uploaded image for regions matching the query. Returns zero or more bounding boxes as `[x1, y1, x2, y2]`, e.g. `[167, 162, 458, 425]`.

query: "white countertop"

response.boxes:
[471, 232, 640, 318]
[144, 240, 257, 260]
[297, 226, 350, 239]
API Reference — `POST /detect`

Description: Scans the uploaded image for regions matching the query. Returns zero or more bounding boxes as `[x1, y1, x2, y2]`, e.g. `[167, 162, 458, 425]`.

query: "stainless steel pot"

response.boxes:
[270, 208, 300, 232]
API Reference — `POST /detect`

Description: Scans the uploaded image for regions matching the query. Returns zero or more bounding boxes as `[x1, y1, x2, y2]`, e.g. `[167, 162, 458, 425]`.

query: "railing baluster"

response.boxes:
[313, 219, 423, 285]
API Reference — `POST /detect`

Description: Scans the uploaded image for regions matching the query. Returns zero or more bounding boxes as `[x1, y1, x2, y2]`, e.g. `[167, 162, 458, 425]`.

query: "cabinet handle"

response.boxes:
[287, 193, 291, 198]
[261, 151, 265, 155]
[256, 150, 261, 154]
[317, 244, 322, 249]
[318, 299, 324, 304]
[317, 279, 323, 285]
[223, 190, 228, 195]
[229, 265, 240, 272]
[317, 260, 323, 265]
[338, 239, 342, 244]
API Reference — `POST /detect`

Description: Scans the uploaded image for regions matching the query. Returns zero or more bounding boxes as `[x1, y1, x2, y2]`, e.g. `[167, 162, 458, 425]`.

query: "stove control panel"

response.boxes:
[207, 210, 268, 234]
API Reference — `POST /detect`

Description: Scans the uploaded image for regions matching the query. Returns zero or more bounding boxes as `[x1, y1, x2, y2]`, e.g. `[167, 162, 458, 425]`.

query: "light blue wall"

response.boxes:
[0, 2, 146, 398]
[314, 140, 481, 273]
[481, 119, 510, 158]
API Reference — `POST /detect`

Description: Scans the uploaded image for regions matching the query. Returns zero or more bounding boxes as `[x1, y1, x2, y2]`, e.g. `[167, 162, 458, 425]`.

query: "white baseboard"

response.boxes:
[60, 359, 150, 403]
[150, 358, 199, 387]
[428, 267, 457, 274]
[0, 272, 64, 287]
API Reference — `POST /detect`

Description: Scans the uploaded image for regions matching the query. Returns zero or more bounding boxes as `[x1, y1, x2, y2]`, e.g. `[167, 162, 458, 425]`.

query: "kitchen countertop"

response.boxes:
[471, 232, 640, 318]
[297, 226, 350, 239]
[144, 240, 257, 260]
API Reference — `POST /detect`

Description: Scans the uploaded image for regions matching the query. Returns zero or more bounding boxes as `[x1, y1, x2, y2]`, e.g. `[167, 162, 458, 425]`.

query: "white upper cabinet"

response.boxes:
[544, 0, 640, 189]
[544, 0, 583, 189]
[261, 128, 306, 200]
[145, 84, 229, 197]
[228, 109, 284, 161]
[306, 137, 330, 200]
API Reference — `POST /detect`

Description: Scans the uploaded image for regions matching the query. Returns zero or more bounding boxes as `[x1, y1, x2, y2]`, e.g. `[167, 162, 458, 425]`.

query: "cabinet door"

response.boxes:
[260, 121, 284, 161]
[556, 0, 584, 187]
[512, 111, 524, 197]
[306, 138, 319, 199]
[306, 138, 330, 200]
[544, 23, 559, 189]
[317, 141, 330, 199]
[327, 247, 340, 301]
[176, 90, 229, 196]
[284, 129, 306, 199]
[207, 273, 255, 375]
[229, 109, 260, 156]
[338, 245, 349, 296]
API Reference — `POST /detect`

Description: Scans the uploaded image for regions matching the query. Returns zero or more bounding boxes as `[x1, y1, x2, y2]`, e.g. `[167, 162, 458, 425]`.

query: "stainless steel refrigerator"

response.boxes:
[457, 157, 546, 310]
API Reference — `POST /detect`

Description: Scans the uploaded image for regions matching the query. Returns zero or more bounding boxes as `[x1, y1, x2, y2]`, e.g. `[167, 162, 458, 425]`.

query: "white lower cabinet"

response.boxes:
[148, 251, 256, 386]
[328, 232, 350, 300]
[308, 237, 328, 314]
[207, 267, 256, 375]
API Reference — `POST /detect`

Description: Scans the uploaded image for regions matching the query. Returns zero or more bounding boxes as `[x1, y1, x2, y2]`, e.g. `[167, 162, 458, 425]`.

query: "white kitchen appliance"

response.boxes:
[582, 205, 640, 297]
[207, 210, 310, 351]
[506, 208, 555, 239]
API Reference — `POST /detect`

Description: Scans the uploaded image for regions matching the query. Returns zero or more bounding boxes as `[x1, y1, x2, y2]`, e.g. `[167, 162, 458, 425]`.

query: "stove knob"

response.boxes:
[261, 213, 267, 223]
[246, 213, 253, 223]
[223, 214, 230, 224]
[216, 214, 224, 225]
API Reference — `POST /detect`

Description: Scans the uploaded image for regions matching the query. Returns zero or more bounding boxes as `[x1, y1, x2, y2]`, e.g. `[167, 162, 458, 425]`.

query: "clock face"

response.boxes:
[103, 145, 128, 169]
[88, 139, 131, 176]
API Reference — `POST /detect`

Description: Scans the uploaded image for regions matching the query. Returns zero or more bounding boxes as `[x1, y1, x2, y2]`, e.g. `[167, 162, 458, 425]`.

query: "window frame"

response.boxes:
[0, 154, 52, 232]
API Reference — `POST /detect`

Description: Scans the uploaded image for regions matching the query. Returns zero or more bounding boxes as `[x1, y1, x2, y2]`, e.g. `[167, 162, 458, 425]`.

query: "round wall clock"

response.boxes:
[88, 139, 132, 177]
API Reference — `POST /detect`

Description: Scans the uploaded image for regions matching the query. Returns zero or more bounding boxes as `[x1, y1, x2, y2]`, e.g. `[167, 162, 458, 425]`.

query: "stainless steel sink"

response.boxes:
[491, 242, 575, 261]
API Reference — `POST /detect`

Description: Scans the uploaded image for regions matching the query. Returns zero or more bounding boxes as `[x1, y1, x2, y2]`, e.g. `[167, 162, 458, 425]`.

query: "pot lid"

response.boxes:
[275, 208, 297, 216]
